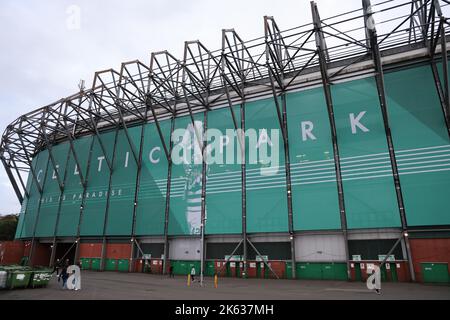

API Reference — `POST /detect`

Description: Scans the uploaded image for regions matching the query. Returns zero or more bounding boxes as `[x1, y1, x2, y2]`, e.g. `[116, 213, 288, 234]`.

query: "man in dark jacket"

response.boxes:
[59, 265, 69, 289]
[57, 259, 70, 289]
[53, 259, 62, 276]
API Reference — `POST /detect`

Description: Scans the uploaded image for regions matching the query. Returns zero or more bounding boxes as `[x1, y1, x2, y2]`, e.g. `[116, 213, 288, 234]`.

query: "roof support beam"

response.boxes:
[312, 0, 351, 281]
[363, 0, 415, 282]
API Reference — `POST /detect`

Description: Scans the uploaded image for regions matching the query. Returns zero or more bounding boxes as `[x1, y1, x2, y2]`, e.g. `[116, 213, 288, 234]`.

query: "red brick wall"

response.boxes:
[23, 241, 32, 257]
[30, 242, 51, 267]
[395, 261, 411, 282]
[134, 259, 144, 272]
[79, 243, 102, 258]
[0, 241, 25, 265]
[150, 259, 164, 274]
[14, 241, 49, 266]
[267, 261, 286, 279]
[106, 243, 131, 259]
[410, 238, 450, 282]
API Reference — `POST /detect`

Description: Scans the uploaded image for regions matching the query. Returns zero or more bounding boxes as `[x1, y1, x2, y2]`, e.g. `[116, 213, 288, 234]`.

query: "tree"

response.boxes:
[0, 214, 19, 241]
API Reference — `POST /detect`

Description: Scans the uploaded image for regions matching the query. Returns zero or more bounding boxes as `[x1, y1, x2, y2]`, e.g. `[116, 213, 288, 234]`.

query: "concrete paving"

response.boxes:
[0, 271, 449, 300]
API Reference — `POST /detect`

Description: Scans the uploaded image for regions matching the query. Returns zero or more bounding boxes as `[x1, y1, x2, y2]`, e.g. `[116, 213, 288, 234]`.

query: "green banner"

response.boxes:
[35, 143, 70, 237]
[80, 131, 116, 236]
[16, 152, 44, 238]
[168, 113, 205, 235]
[385, 64, 450, 226]
[105, 127, 141, 236]
[16, 63, 450, 238]
[135, 120, 171, 236]
[57, 136, 92, 236]
[286, 88, 341, 231]
[245, 98, 288, 233]
[205, 106, 242, 234]
[333, 76, 401, 229]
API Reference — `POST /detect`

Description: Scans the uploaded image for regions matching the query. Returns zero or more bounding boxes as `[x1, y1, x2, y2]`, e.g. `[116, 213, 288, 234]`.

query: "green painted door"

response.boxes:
[286, 262, 293, 279]
[80, 258, 91, 270]
[236, 262, 242, 278]
[322, 263, 334, 280]
[308, 263, 322, 280]
[421, 263, 449, 283]
[389, 263, 398, 282]
[295, 263, 304, 279]
[264, 262, 272, 279]
[117, 259, 129, 272]
[354, 264, 362, 281]
[91, 258, 101, 271]
[143, 261, 151, 273]
[380, 264, 387, 281]
[205, 261, 215, 276]
[333, 263, 348, 280]
[171, 261, 187, 275]
[105, 259, 117, 271]
[256, 262, 264, 278]
[226, 262, 231, 277]
[297, 262, 322, 280]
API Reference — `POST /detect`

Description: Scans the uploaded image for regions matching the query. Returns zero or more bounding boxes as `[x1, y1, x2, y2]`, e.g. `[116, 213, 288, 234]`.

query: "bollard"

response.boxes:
[214, 274, 218, 288]
[187, 274, 191, 287]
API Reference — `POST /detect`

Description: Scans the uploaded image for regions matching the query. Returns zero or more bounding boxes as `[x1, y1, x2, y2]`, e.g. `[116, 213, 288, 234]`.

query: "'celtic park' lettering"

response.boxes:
[36, 110, 370, 177]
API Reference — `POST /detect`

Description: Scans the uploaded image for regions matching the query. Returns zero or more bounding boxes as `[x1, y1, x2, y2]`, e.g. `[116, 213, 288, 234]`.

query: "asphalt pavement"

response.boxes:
[0, 271, 449, 300]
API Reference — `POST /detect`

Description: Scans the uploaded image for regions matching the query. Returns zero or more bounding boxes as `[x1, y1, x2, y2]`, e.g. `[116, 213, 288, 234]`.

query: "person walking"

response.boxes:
[169, 265, 174, 278]
[53, 259, 62, 276]
[190, 266, 196, 282]
[59, 264, 69, 289]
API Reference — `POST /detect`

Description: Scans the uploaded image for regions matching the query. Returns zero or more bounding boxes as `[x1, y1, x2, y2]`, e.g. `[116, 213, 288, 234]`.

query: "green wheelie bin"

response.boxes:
[4, 266, 33, 289]
[29, 267, 53, 288]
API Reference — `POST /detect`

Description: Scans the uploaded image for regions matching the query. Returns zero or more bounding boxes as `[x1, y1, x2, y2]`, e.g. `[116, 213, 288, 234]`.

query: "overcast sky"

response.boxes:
[0, 0, 412, 215]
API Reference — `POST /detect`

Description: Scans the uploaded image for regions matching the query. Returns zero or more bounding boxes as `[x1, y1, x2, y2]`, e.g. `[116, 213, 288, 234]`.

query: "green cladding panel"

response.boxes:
[205, 106, 242, 234]
[245, 98, 288, 233]
[286, 88, 341, 231]
[15, 63, 450, 237]
[168, 113, 205, 235]
[421, 262, 449, 283]
[333, 76, 401, 229]
[35, 143, 71, 237]
[106, 127, 141, 235]
[15, 155, 37, 238]
[16, 153, 47, 239]
[57, 136, 92, 237]
[135, 120, 171, 236]
[385, 64, 450, 226]
[80, 131, 116, 236]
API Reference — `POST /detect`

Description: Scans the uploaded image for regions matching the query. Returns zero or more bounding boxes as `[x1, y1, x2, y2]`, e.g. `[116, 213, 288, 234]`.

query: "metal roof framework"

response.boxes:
[1, 0, 450, 280]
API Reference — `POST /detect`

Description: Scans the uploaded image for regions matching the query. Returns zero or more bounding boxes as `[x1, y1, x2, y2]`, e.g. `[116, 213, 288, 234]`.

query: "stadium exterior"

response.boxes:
[1, 0, 450, 282]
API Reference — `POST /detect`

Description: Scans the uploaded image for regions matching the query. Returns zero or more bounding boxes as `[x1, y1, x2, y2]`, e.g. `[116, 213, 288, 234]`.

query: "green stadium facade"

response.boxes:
[2, 0, 450, 282]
